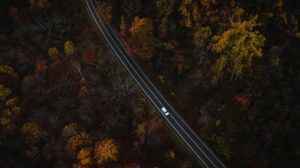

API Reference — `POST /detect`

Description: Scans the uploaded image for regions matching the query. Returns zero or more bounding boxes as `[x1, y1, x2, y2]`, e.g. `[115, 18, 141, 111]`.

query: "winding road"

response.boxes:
[85, 0, 226, 167]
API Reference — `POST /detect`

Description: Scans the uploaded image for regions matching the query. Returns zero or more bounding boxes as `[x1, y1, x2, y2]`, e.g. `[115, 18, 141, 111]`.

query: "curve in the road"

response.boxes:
[85, 0, 226, 167]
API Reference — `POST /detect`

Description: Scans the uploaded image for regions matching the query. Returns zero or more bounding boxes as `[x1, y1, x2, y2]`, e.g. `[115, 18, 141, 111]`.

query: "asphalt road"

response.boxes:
[85, 0, 226, 167]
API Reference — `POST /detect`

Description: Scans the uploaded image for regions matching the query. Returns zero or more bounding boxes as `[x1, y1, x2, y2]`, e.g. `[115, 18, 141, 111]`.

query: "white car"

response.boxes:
[161, 107, 170, 116]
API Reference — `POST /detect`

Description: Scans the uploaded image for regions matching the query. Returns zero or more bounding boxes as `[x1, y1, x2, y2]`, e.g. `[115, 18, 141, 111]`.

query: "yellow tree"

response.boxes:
[178, 0, 193, 28]
[129, 17, 156, 60]
[65, 132, 92, 155]
[64, 41, 75, 56]
[77, 147, 93, 166]
[119, 15, 127, 36]
[0, 85, 11, 102]
[21, 122, 45, 143]
[48, 47, 60, 60]
[0, 65, 17, 77]
[210, 15, 265, 82]
[94, 139, 118, 165]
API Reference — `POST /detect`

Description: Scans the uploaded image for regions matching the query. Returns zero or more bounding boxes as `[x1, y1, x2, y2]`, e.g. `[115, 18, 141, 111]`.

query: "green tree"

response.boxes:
[210, 16, 265, 82]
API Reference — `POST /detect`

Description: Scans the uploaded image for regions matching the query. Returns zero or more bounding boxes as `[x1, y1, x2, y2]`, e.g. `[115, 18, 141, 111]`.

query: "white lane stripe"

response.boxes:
[110, 26, 225, 167]
[86, 1, 212, 167]
[105, 21, 222, 168]
[86, 3, 209, 166]
[85, 3, 209, 168]
[107, 25, 224, 168]
[86, 1, 216, 167]
[108, 25, 225, 167]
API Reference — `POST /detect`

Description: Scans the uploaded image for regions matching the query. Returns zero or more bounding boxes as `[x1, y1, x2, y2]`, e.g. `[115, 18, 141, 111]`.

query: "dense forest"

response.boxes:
[0, 0, 299, 167]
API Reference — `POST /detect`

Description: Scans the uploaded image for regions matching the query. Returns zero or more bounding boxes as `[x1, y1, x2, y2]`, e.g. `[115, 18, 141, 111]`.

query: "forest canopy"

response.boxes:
[0, 0, 299, 167]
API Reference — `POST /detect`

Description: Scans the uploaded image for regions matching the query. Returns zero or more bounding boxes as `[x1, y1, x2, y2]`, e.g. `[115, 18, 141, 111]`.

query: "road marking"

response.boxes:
[85, 1, 224, 167]
[85, 1, 211, 166]
[108, 25, 225, 168]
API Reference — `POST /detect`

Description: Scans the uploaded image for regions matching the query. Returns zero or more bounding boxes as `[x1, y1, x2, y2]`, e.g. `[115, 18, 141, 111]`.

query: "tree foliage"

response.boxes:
[65, 132, 92, 154]
[28, 0, 48, 8]
[96, 1, 112, 23]
[77, 147, 93, 166]
[178, 0, 193, 28]
[155, 0, 177, 17]
[119, 15, 127, 36]
[193, 26, 213, 49]
[21, 122, 45, 143]
[0, 117, 16, 134]
[0, 0, 299, 167]
[64, 40, 75, 56]
[129, 17, 156, 60]
[94, 139, 118, 165]
[0, 65, 17, 77]
[48, 47, 60, 60]
[0, 85, 11, 102]
[210, 16, 265, 81]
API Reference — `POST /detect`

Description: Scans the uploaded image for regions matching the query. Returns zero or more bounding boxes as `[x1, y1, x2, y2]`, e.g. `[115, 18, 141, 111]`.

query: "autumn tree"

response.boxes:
[96, 1, 113, 23]
[65, 132, 92, 156]
[28, 0, 48, 8]
[0, 65, 17, 77]
[82, 48, 97, 64]
[62, 123, 79, 138]
[129, 17, 157, 60]
[64, 40, 75, 56]
[3, 97, 21, 117]
[77, 147, 93, 166]
[210, 15, 265, 82]
[193, 26, 212, 49]
[192, 3, 201, 23]
[48, 47, 60, 60]
[171, 50, 189, 74]
[155, 0, 177, 17]
[0, 117, 16, 135]
[94, 139, 118, 165]
[119, 15, 127, 36]
[178, 0, 193, 28]
[0, 85, 11, 102]
[21, 122, 45, 143]
[136, 122, 146, 143]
